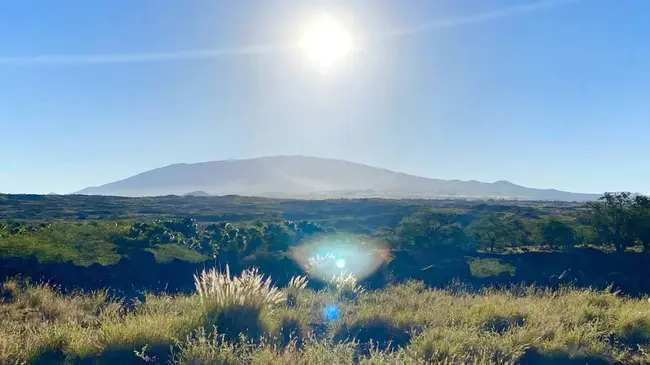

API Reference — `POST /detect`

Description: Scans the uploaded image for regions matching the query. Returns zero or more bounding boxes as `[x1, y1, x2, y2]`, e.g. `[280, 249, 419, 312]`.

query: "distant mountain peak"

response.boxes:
[183, 191, 211, 197]
[75, 155, 599, 202]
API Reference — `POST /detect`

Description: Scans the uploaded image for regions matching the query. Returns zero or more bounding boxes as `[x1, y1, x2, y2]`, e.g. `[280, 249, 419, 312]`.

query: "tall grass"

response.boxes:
[330, 271, 365, 300]
[286, 275, 309, 308]
[194, 265, 285, 310]
[2, 275, 650, 364]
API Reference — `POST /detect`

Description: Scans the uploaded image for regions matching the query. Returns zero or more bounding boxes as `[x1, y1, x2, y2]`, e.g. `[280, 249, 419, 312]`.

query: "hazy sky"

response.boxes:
[1, 0, 648, 194]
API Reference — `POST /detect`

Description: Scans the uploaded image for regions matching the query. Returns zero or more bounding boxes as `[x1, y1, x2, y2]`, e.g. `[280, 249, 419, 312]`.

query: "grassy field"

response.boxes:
[2, 269, 650, 364]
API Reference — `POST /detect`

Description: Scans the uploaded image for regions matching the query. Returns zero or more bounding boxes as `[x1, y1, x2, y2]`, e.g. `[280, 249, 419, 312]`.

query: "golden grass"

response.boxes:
[194, 265, 285, 310]
[2, 277, 650, 364]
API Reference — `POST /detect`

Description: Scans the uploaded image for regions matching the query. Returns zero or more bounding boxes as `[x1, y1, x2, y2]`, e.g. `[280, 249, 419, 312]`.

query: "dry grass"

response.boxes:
[194, 265, 285, 311]
[330, 271, 365, 301]
[287, 275, 309, 291]
[2, 276, 650, 364]
[286, 275, 309, 308]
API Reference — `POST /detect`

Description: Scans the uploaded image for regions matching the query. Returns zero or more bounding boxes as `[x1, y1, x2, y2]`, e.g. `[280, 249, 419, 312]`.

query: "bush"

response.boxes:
[194, 266, 285, 342]
[194, 266, 285, 311]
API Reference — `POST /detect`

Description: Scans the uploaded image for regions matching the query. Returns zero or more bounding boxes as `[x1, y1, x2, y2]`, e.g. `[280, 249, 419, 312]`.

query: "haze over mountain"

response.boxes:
[76, 156, 600, 201]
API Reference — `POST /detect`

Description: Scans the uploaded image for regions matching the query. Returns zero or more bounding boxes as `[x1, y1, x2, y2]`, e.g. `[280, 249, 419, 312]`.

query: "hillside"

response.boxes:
[77, 155, 599, 201]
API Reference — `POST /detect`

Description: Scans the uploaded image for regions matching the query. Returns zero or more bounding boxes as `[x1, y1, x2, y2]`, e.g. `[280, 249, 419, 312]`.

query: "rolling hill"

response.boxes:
[76, 156, 600, 201]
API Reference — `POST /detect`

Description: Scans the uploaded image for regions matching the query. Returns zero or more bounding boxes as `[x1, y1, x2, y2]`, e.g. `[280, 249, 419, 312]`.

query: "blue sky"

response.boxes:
[1, 0, 648, 194]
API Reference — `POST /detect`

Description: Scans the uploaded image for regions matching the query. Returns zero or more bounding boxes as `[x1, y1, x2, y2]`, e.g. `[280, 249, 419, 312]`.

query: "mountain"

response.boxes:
[183, 191, 211, 197]
[76, 156, 600, 201]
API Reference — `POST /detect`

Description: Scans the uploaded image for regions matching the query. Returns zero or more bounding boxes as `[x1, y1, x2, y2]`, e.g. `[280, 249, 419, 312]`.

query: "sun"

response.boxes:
[298, 14, 353, 70]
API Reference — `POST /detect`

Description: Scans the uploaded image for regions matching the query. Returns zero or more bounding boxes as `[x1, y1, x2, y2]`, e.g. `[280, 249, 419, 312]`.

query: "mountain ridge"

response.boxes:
[76, 155, 600, 201]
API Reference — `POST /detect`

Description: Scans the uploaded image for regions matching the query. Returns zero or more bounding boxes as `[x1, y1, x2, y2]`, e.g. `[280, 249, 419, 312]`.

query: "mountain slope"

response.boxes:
[76, 156, 600, 201]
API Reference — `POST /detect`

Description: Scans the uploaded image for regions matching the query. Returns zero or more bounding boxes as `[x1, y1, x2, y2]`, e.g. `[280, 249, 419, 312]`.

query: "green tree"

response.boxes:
[538, 218, 576, 250]
[585, 192, 636, 253]
[631, 195, 650, 252]
[508, 218, 529, 248]
[394, 210, 472, 252]
[263, 223, 294, 252]
[467, 214, 518, 252]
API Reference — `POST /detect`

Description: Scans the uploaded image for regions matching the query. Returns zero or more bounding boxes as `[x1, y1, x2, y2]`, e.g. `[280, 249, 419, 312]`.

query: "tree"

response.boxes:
[508, 218, 529, 248]
[394, 210, 468, 251]
[538, 218, 576, 250]
[467, 214, 518, 252]
[200, 222, 243, 259]
[162, 218, 198, 238]
[631, 195, 650, 252]
[584, 192, 636, 253]
[263, 223, 295, 252]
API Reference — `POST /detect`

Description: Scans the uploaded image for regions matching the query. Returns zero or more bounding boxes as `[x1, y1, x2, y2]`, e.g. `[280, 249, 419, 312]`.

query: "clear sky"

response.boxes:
[1, 0, 648, 195]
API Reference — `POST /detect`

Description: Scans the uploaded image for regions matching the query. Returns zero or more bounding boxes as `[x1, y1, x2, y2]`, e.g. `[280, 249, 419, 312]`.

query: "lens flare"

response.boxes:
[323, 304, 341, 321]
[290, 234, 390, 282]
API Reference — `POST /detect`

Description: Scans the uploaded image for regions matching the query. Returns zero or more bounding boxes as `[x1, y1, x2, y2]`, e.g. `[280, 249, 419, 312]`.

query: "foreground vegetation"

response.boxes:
[2, 269, 650, 365]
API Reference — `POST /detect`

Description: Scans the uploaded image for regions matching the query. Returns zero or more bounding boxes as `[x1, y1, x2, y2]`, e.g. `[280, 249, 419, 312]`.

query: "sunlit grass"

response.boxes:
[2, 276, 650, 364]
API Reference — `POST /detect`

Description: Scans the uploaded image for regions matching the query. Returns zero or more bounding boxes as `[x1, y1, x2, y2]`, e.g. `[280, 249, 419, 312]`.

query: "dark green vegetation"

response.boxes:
[2, 192, 650, 293]
[0, 193, 580, 231]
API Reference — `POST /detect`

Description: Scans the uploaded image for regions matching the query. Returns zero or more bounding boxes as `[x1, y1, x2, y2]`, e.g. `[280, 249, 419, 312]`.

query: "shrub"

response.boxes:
[194, 265, 285, 311]
[194, 266, 284, 342]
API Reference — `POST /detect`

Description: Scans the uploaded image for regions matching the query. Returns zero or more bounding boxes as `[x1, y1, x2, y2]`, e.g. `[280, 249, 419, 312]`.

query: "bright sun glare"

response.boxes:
[298, 14, 353, 70]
